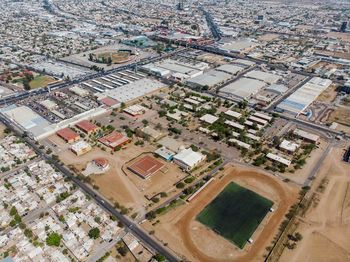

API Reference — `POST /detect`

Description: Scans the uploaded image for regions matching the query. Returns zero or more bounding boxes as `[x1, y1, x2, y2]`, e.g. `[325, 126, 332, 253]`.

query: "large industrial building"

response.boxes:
[244, 70, 281, 84]
[276, 77, 332, 116]
[215, 64, 245, 75]
[0, 105, 53, 139]
[1, 104, 108, 140]
[102, 78, 166, 103]
[219, 77, 267, 100]
[185, 69, 232, 89]
[141, 59, 208, 81]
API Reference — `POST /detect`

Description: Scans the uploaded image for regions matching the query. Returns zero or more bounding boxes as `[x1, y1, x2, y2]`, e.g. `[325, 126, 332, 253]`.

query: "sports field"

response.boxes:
[196, 182, 273, 249]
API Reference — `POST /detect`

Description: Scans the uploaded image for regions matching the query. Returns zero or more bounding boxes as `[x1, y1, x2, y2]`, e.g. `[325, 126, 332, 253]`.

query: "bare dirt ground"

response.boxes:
[0, 123, 6, 139]
[327, 108, 350, 127]
[258, 34, 280, 42]
[316, 84, 338, 103]
[327, 32, 350, 43]
[143, 165, 299, 262]
[58, 144, 156, 214]
[280, 143, 350, 262]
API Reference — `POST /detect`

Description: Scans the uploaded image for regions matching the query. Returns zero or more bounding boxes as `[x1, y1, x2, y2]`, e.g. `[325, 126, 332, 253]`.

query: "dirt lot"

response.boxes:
[280, 143, 350, 262]
[0, 123, 6, 139]
[197, 53, 227, 65]
[142, 165, 299, 262]
[58, 143, 158, 214]
[327, 108, 350, 127]
[316, 84, 338, 103]
[258, 34, 280, 42]
[327, 32, 350, 43]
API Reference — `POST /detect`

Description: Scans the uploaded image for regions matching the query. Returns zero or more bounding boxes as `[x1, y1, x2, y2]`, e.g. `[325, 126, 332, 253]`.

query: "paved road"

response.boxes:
[0, 47, 187, 107]
[0, 114, 179, 262]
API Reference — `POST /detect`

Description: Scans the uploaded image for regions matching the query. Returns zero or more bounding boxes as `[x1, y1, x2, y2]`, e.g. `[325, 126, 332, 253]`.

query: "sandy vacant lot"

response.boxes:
[58, 143, 158, 215]
[0, 123, 6, 139]
[143, 165, 299, 262]
[280, 143, 350, 262]
[327, 108, 350, 127]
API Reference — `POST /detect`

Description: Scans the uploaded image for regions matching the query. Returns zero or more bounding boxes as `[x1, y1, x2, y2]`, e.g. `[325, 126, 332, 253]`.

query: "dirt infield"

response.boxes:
[144, 165, 298, 262]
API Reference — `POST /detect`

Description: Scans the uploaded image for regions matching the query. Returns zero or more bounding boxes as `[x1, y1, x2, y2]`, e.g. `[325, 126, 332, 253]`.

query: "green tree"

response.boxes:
[46, 232, 61, 246]
[88, 227, 100, 239]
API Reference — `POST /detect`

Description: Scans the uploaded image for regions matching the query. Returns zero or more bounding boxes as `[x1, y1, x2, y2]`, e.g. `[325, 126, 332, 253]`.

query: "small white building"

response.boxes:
[70, 141, 92, 156]
[279, 139, 300, 153]
[174, 148, 206, 171]
[293, 128, 319, 143]
[266, 153, 291, 166]
[200, 114, 219, 124]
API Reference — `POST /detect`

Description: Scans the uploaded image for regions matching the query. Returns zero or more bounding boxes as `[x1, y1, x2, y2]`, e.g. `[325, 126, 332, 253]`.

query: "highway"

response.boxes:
[0, 47, 187, 107]
[0, 114, 179, 262]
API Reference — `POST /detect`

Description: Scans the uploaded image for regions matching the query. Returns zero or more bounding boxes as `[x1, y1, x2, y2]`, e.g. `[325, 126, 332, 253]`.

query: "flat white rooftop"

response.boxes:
[245, 70, 281, 84]
[104, 78, 166, 103]
[220, 77, 266, 100]
[266, 153, 291, 166]
[224, 109, 242, 119]
[200, 114, 219, 124]
[280, 139, 300, 152]
[293, 128, 319, 142]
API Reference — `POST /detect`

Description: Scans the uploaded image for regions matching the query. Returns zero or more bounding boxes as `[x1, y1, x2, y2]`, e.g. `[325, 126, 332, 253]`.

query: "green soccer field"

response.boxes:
[196, 182, 274, 249]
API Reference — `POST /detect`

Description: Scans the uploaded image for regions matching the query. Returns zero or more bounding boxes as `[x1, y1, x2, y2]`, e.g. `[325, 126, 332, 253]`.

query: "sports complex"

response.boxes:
[196, 182, 273, 249]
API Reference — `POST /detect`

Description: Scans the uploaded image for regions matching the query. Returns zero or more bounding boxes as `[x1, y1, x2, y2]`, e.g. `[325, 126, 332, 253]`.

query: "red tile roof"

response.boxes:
[100, 97, 119, 107]
[57, 128, 79, 142]
[76, 120, 98, 133]
[99, 132, 129, 148]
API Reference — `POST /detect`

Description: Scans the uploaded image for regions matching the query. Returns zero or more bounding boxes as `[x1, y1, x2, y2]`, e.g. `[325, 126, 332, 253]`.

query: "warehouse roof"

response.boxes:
[234, 59, 255, 67]
[245, 70, 281, 84]
[155, 146, 175, 160]
[215, 64, 244, 75]
[277, 77, 332, 116]
[104, 79, 166, 103]
[186, 70, 231, 88]
[0, 105, 52, 138]
[220, 77, 266, 100]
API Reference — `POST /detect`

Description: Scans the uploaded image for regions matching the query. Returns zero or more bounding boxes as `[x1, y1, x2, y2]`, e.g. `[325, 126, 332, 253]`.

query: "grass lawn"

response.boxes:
[196, 182, 273, 249]
[29, 75, 56, 89]
[12, 75, 56, 89]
